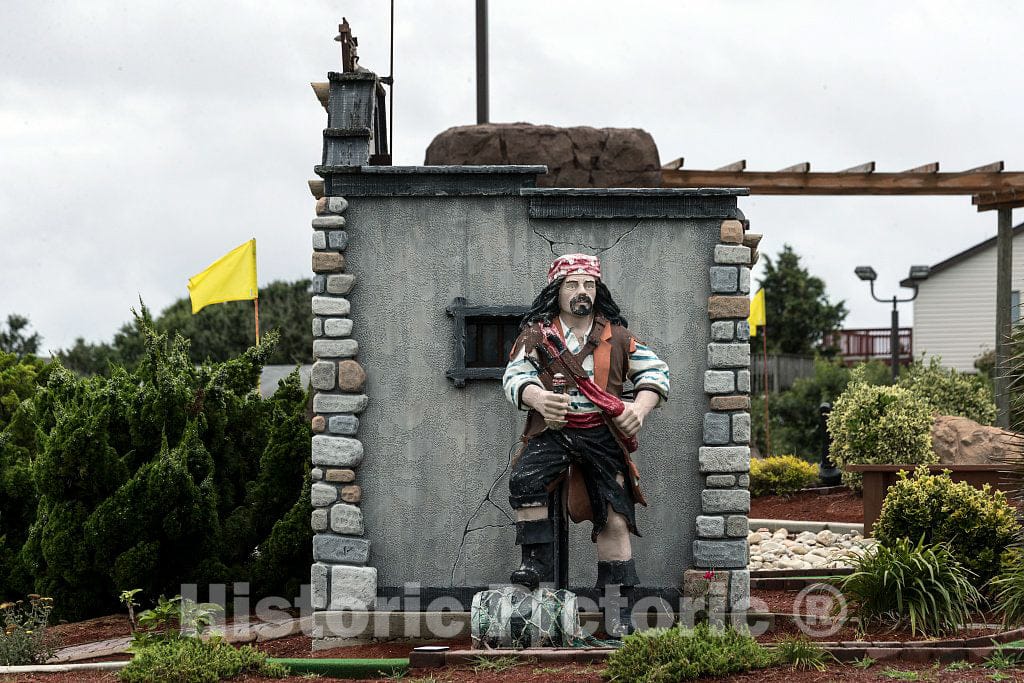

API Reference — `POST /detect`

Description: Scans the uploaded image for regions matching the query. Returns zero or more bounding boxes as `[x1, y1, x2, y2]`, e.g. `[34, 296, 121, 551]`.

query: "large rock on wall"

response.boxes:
[424, 123, 661, 188]
[932, 414, 1017, 464]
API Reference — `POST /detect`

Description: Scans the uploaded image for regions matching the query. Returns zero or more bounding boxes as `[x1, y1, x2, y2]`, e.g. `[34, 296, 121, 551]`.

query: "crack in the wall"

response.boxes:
[532, 219, 641, 257]
[449, 442, 517, 586]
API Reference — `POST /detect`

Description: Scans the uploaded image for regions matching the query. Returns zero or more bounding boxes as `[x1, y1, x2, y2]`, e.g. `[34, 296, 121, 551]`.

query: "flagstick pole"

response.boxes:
[254, 298, 261, 346]
[762, 326, 771, 457]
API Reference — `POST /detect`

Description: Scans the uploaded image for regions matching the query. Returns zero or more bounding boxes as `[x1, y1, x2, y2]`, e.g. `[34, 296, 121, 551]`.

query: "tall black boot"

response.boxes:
[597, 559, 639, 638]
[510, 519, 554, 589]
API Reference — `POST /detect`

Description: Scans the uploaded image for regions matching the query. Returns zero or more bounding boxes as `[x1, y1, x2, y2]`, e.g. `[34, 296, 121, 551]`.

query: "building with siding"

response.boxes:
[902, 223, 1024, 372]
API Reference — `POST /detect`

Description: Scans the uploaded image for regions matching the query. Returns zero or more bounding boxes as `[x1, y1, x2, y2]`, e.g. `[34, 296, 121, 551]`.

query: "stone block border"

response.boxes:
[687, 218, 761, 613]
[309, 190, 376, 613]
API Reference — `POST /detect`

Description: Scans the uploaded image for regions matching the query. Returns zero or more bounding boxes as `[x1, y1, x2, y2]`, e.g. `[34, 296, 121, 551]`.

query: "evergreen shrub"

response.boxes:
[898, 357, 996, 425]
[3, 317, 312, 620]
[749, 455, 819, 497]
[118, 638, 287, 683]
[0, 352, 52, 598]
[750, 358, 889, 460]
[873, 467, 1019, 583]
[826, 367, 935, 491]
[602, 623, 774, 682]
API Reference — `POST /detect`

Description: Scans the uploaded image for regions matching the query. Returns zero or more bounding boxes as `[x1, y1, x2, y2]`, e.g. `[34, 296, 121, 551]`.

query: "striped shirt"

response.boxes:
[502, 318, 670, 412]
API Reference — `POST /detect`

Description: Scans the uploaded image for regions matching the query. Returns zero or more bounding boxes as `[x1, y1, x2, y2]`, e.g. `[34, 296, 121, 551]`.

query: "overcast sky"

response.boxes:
[1, 1, 1020, 352]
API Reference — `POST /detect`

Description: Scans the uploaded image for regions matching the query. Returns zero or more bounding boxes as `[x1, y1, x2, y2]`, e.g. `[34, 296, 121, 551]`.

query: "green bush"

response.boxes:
[873, 467, 1019, 584]
[58, 281, 314, 376]
[837, 536, 982, 637]
[603, 623, 775, 682]
[0, 352, 52, 598]
[0, 594, 59, 665]
[826, 367, 935, 491]
[990, 549, 1024, 626]
[898, 357, 996, 425]
[6, 316, 312, 620]
[749, 455, 819, 497]
[751, 358, 889, 460]
[118, 637, 287, 683]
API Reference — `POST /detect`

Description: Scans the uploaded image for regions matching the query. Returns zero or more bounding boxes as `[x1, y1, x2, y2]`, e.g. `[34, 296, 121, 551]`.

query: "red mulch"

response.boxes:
[8, 610, 1020, 683]
[8, 661, 1022, 683]
[750, 489, 863, 523]
[46, 615, 130, 648]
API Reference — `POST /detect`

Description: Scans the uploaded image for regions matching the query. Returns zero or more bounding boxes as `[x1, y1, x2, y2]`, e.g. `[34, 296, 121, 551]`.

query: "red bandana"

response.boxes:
[547, 253, 601, 284]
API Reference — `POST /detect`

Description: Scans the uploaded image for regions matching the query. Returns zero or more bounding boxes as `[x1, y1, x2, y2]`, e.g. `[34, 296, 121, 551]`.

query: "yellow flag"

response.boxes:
[187, 239, 258, 314]
[748, 287, 766, 336]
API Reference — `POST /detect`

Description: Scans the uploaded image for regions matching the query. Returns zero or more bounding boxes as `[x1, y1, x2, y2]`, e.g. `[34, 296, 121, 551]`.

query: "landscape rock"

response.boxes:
[425, 123, 661, 188]
[932, 414, 1016, 464]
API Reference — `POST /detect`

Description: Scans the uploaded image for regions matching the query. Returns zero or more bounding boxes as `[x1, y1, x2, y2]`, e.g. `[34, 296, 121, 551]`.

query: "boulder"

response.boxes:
[424, 123, 661, 188]
[931, 414, 1017, 464]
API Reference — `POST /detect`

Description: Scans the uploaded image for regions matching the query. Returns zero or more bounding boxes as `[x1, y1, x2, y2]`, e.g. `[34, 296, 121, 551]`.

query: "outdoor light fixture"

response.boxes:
[854, 266, 878, 282]
[855, 264, 928, 381]
[907, 265, 931, 281]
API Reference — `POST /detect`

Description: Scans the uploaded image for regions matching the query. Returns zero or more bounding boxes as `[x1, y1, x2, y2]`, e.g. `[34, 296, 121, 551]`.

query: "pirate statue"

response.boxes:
[502, 253, 670, 636]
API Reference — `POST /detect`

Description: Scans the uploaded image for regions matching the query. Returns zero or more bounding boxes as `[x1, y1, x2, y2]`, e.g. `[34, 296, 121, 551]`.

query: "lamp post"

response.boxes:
[854, 265, 931, 382]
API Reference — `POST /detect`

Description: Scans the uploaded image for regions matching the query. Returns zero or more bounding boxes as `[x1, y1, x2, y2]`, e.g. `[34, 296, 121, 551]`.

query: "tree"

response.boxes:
[0, 315, 41, 358]
[10, 318, 312, 619]
[57, 280, 313, 375]
[0, 351, 52, 597]
[757, 245, 847, 355]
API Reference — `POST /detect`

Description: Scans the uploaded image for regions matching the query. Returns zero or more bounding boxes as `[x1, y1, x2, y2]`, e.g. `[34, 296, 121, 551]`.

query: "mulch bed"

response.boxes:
[15, 489, 1018, 683]
[46, 615, 130, 648]
[6, 661, 1020, 682]
[750, 488, 863, 523]
[8, 609, 1019, 683]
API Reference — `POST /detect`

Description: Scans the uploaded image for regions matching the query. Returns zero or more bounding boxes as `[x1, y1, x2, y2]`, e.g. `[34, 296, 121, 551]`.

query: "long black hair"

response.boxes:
[519, 277, 628, 330]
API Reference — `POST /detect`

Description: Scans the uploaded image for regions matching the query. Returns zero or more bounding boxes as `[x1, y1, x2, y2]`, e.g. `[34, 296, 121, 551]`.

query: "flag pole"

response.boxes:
[762, 325, 771, 457]
[254, 298, 261, 346]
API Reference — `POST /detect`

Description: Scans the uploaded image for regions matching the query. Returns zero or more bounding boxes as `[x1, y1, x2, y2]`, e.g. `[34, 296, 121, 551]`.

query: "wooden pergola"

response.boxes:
[660, 159, 1024, 427]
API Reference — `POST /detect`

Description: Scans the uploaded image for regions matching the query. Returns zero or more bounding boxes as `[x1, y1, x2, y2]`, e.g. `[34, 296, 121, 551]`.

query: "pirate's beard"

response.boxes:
[569, 294, 593, 317]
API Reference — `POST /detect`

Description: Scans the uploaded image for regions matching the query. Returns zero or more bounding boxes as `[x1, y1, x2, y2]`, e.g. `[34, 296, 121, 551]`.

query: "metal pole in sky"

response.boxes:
[996, 208, 1013, 428]
[476, 0, 489, 124]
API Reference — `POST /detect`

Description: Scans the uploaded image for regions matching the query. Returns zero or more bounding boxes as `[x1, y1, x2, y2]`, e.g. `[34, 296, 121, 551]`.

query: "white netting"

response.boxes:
[470, 586, 584, 649]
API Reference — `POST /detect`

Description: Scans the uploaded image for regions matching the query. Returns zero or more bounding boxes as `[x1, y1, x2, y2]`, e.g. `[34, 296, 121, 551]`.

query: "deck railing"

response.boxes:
[822, 327, 913, 366]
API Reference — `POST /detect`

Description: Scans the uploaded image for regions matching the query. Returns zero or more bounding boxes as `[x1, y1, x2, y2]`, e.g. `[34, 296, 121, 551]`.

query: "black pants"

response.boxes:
[509, 424, 639, 541]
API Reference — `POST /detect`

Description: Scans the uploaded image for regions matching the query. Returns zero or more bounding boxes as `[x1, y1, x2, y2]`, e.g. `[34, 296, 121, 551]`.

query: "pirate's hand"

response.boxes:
[523, 385, 570, 421]
[613, 404, 643, 437]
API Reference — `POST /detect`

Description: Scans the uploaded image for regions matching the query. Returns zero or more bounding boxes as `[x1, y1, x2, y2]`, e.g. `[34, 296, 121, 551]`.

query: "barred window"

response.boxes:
[447, 298, 528, 387]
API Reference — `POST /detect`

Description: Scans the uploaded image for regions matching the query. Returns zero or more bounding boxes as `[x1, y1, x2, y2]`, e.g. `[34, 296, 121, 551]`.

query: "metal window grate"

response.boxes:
[447, 298, 528, 387]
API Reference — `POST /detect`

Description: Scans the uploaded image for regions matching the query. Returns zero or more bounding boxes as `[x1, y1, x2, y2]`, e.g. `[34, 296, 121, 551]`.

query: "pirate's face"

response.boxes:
[559, 274, 598, 318]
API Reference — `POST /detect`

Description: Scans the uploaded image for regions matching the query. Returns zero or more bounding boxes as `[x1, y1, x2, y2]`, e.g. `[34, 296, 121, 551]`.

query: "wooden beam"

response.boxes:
[840, 161, 875, 173]
[715, 160, 746, 172]
[903, 162, 939, 173]
[660, 169, 1024, 195]
[661, 157, 684, 171]
[974, 189, 1024, 212]
[777, 162, 810, 173]
[963, 161, 1004, 174]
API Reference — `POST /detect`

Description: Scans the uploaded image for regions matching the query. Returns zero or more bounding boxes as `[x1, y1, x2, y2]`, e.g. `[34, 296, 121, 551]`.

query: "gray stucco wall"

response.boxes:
[343, 195, 716, 589]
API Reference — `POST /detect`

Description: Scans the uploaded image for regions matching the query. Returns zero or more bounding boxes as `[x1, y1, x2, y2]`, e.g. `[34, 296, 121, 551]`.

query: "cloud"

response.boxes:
[0, 0, 1020, 350]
